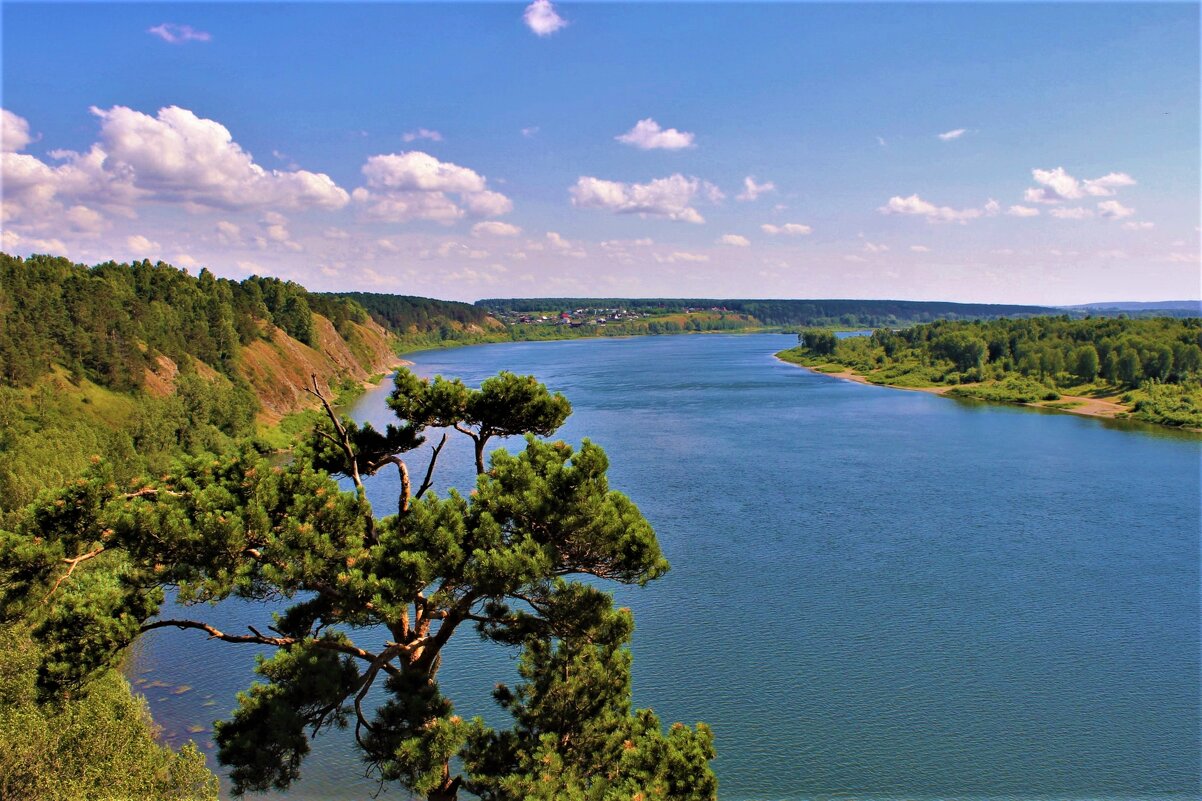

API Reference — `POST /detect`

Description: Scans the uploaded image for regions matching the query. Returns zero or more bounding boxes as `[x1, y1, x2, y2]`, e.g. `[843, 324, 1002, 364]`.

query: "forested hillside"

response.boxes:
[325, 291, 502, 338]
[477, 297, 1058, 327]
[0, 253, 405, 514]
[781, 316, 1202, 427]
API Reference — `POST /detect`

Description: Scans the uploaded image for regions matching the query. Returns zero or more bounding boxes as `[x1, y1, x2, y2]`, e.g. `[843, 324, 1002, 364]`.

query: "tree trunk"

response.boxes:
[473, 438, 486, 475]
[427, 770, 461, 801]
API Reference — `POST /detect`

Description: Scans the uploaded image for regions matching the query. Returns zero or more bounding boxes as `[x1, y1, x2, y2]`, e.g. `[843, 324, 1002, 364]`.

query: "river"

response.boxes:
[129, 333, 1201, 801]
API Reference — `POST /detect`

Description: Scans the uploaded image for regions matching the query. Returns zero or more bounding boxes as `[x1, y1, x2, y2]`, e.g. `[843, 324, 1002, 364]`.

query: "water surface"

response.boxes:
[131, 334, 1202, 800]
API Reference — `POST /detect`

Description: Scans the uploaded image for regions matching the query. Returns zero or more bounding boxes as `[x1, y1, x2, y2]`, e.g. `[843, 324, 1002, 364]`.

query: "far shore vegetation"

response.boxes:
[779, 317, 1202, 429]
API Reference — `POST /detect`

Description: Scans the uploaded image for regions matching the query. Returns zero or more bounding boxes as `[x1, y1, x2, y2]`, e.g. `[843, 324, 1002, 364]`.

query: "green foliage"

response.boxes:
[0, 252, 383, 392]
[801, 329, 838, 356]
[463, 596, 716, 801]
[389, 368, 572, 473]
[1128, 382, 1202, 428]
[0, 370, 259, 516]
[947, 377, 1061, 404]
[782, 316, 1202, 427]
[3, 370, 713, 800]
[0, 624, 217, 801]
[329, 291, 493, 334]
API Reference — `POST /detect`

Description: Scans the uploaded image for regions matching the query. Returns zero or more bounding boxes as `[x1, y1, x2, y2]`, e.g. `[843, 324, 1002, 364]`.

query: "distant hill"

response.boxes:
[1063, 300, 1201, 316]
[476, 298, 1061, 328]
[321, 291, 503, 338]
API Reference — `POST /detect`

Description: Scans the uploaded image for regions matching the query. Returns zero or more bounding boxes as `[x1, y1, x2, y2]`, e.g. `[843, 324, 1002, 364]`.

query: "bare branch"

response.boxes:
[122, 487, 183, 499]
[305, 374, 362, 491]
[141, 618, 292, 646]
[414, 433, 447, 500]
[139, 619, 403, 675]
[44, 546, 106, 602]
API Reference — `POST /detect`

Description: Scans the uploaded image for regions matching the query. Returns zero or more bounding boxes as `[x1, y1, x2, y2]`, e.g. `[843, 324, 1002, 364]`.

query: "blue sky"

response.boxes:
[2, 2, 1198, 303]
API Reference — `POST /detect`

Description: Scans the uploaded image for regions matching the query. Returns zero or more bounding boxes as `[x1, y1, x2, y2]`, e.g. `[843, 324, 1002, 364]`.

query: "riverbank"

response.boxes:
[775, 354, 1160, 426]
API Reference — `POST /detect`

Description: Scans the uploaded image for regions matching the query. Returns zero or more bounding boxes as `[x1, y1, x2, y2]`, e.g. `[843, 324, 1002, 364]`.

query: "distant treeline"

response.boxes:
[509, 311, 756, 340]
[809, 316, 1202, 386]
[326, 291, 493, 335]
[787, 316, 1202, 427]
[477, 297, 1058, 327]
[0, 253, 367, 391]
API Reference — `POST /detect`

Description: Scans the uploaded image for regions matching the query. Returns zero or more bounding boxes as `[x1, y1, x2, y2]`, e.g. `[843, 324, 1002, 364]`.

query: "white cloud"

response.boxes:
[937, 128, 967, 141]
[521, 126, 540, 138]
[654, 251, 709, 264]
[717, 234, 750, 247]
[984, 199, 1001, 216]
[63, 205, 106, 234]
[1, 229, 66, 254]
[862, 241, 889, 254]
[600, 237, 654, 250]
[1049, 206, 1093, 220]
[878, 194, 983, 223]
[10, 105, 350, 216]
[147, 23, 211, 44]
[876, 136, 887, 147]
[736, 176, 775, 202]
[1123, 221, 1155, 231]
[1096, 199, 1135, 219]
[760, 223, 812, 236]
[1007, 205, 1040, 217]
[1024, 167, 1136, 203]
[215, 220, 243, 244]
[2, 109, 32, 152]
[355, 151, 512, 222]
[570, 173, 715, 224]
[323, 226, 351, 239]
[127, 234, 161, 255]
[1096, 249, 1128, 259]
[615, 119, 696, 151]
[523, 0, 567, 36]
[402, 128, 443, 143]
[909, 245, 930, 252]
[98, 104, 348, 208]
[471, 221, 522, 237]
[362, 151, 489, 194]
[1083, 172, 1136, 196]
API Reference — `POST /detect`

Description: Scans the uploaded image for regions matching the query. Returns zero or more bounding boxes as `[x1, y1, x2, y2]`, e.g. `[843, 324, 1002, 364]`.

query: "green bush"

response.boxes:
[0, 626, 217, 801]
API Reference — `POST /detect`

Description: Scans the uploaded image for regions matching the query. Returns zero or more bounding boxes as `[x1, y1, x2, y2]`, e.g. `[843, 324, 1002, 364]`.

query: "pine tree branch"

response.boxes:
[43, 546, 106, 602]
[414, 433, 447, 501]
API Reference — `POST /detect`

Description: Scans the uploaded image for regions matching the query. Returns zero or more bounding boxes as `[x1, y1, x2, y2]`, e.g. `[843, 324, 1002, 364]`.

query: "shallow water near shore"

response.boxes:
[130, 333, 1201, 801]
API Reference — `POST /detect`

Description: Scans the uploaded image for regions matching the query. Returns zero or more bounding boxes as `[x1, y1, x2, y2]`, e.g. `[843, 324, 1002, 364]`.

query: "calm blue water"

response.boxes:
[130, 334, 1202, 801]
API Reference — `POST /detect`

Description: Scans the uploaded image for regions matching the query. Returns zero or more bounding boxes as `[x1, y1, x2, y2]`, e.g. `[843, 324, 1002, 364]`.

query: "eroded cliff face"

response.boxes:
[140, 314, 400, 422]
[238, 315, 400, 422]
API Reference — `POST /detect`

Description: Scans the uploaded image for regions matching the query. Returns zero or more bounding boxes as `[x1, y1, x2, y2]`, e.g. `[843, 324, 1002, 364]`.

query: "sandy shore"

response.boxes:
[777, 358, 1131, 421]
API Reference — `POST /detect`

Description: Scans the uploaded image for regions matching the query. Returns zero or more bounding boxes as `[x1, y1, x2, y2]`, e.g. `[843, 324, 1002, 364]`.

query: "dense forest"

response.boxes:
[477, 297, 1059, 327]
[325, 291, 497, 337]
[0, 253, 368, 390]
[0, 253, 411, 514]
[780, 316, 1202, 427]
